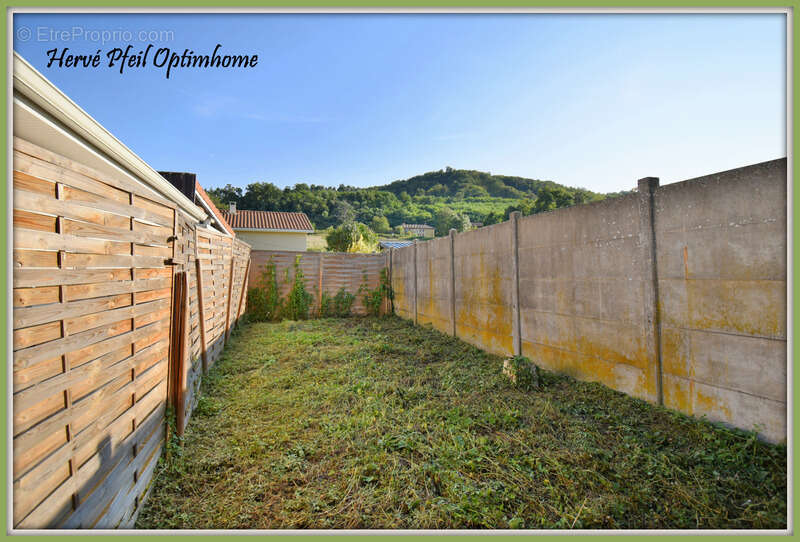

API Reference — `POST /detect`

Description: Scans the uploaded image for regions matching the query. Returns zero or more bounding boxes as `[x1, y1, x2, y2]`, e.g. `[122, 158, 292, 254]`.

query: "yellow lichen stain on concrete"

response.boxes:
[571, 331, 648, 372]
[663, 377, 690, 413]
[521, 328, 653, 399]
[660, 327, 687, 378]
[694, 386, 732, 420]
[663, 375, 732, 422]
[686, 279, 783, 338]
[522, 340, 565, 373]
[523, 339, 652, 401]
[450, 251, 513, 357]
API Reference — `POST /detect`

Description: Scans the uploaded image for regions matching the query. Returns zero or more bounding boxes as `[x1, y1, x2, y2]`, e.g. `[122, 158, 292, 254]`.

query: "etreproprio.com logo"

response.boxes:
[15, 25, 174, 45]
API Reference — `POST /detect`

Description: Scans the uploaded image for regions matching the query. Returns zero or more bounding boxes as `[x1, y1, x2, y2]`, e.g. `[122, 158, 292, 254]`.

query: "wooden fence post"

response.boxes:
[510, 211, 522, 357]
[234, 256, 250, 327]
[194, 231, 209, 373]
[449, 228, 457, 337]
[224, 243, 235, 344]
[166, 209, 179, 419]
[175, 270, 189, 436]
[237, 256, 251, 321]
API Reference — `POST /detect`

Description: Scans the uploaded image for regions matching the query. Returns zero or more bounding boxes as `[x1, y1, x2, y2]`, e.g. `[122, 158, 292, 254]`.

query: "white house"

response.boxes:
[221, 203, 314, 251]
[400, 223, 435, 238]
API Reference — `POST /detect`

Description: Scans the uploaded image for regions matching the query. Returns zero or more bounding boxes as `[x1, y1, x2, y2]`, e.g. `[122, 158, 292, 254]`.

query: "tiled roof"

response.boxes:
[195, 183, 234, 236]
[401, 223, 434, 229]
[220, 209, 314, 232]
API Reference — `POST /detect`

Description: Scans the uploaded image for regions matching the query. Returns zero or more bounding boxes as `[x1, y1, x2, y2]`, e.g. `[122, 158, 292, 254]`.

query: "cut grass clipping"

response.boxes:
[137, 317, 786, 529]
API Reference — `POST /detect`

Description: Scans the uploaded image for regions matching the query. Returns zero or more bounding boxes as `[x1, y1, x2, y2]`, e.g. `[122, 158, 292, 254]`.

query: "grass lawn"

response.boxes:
[306, 232, 328, 251]
[136, 317, 786, 530]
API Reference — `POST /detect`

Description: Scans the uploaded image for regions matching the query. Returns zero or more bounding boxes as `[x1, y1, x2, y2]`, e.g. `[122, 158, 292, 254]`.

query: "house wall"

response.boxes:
[234, 230, 308, 251]
[403, 227, 435, 238]
[390, 159, 787, 442]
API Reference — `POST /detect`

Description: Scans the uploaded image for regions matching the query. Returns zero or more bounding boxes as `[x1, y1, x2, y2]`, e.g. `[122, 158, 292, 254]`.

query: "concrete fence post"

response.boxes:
[413, 240, 419, 325]
[637, 177, 664, 405]
[510, 211, 522, 357]
[449, 228, 457, 337]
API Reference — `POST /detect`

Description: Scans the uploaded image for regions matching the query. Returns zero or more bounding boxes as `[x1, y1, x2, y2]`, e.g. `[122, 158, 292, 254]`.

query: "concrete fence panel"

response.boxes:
[391, 245, 415, 321]
[415, 236, 453, 335]
[516, 191, 659, 402]
[389, 158, 787, 442]
[653, 159, 787, 442]
[453, 221, 516, 357]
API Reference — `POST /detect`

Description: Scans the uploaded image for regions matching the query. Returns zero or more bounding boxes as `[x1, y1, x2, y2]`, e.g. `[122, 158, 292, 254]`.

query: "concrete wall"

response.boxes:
[391, 158, 787, 442]
[415, 236, 453, 333]
[235, 230, 307, 251]
[517, 191, 659, 403]
[391, 244, 415, 322]
[454, 222, 515, 356]
[653, 160, 787, 441]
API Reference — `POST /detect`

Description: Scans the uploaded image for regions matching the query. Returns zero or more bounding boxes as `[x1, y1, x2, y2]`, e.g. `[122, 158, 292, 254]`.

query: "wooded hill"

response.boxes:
[207, 167, 628, 234]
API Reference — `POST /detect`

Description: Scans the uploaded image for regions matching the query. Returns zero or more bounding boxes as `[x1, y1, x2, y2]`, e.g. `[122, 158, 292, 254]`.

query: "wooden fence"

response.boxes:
[12, 137, 251, 528]
[249, 250, 388, 315]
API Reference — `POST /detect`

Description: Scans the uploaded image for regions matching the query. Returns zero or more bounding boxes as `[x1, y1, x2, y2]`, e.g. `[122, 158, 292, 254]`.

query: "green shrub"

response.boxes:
[248, 257, 381, 322]
[283, 256, 314, 320]
[326, 222, 378, 253]
[246, 286, 269, 322]
[359, 267, 393, 317]
[321, 287, 356, 318]
[247, 258, 281, 322]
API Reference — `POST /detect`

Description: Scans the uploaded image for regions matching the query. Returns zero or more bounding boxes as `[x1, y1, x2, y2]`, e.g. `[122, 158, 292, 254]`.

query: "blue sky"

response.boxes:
[13, 13, 786, 193]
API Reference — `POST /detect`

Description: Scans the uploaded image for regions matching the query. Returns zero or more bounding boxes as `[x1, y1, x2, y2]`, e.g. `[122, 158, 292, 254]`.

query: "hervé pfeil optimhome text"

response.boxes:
[45, 44, 258, 79]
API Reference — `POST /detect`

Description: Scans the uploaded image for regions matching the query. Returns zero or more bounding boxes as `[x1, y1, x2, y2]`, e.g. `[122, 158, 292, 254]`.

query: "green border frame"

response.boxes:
[2, 3, 795, 540]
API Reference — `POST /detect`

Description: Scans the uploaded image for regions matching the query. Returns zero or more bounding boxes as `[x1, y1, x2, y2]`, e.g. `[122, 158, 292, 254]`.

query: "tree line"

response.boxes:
[207, 167, 629, 239]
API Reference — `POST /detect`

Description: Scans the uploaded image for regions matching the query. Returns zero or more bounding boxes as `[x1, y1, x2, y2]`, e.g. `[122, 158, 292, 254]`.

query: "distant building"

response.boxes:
[221, 203, 314, 251]
[401, 223, 435, 238]
[378, 240, 414, 251]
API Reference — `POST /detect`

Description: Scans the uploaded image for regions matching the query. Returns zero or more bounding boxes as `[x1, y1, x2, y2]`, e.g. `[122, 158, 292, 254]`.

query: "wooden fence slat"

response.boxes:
[13, 139, 176, 209]
[14, 268, 133, 288]
[14, 228, 130, 255]
[14, 279, 171, 328]
[14, 339, 168, 416]
[14, 189, 172, 242]
[14, 315, 168, 371]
